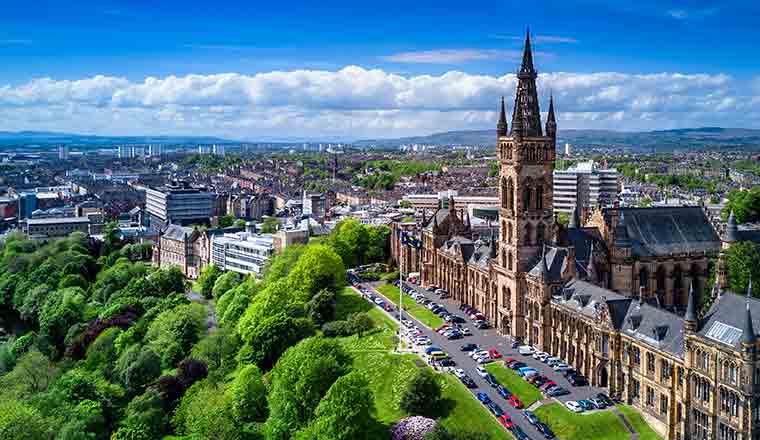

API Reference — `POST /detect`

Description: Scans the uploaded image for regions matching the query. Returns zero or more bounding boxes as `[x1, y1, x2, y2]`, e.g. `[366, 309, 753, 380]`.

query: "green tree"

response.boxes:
[0, 399, 49, 440]
[218, 214, 236, 228]
[724, 241, 760, 297]
[238, 311, 314, 370]
[294, 371, 374, 440]
[556, 212, 570, 227]
[399, 369, 442, 417]
[0, 349, 57, 398]
[113, 345, 162, 395]
[286, 244, 345, 300]
[190, 327, 241, 379]
[196, 264, 222, 299]
[145, 303, 207, 368]
[265, 337, 352, 440]
[84, 327, 123, 373]
[38, 287, 87, 355]
[305, 288, 336, 325]
[101, 222, 123, 257]
[212, 271, 241, 300]
[347, 312, 373, 338]
[114, 388, 167, 440]
[228, 364, 268, 423]
[723, 188, 760, 224]
[173, 380, 240, 440]
[260, 217, 280, 234]
[234, 218, 247, 228]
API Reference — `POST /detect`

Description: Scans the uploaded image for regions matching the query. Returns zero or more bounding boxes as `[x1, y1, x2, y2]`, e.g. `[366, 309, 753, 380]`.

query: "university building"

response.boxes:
[393, 32, 760, 440]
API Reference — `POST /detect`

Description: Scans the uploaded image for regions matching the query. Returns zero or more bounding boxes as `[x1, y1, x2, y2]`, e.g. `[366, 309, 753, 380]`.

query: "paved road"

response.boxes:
[185, 289, 218, 331]
[365, 281, 609, 440]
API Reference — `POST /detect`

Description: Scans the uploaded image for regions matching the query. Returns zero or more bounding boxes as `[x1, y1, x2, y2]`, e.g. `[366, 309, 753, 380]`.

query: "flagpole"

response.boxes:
[399, 231, 404, 323]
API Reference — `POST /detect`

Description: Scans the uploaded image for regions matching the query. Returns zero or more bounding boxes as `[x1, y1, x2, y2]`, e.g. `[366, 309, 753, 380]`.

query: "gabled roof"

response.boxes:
[468, 239, 495, 269]
[554, 279, 632, 330]
[699, 291, 760, 350]
[163, 224, 193, 241]
[621, 300, 685, 358]
[528, 246, 569, 282]
[606, 207, 720, 257]
[441, 236, 475, 263]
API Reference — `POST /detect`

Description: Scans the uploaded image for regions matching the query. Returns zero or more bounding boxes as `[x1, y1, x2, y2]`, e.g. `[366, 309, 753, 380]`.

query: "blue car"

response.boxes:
[485, 373, 499, 387]
[496, 384, 512, 399]
[425, 346, 442, 355]
[476, 392, 491, 404]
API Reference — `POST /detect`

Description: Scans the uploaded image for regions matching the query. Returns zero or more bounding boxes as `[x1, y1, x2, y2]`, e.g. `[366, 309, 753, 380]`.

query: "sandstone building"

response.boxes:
[393, 31, 760, 440]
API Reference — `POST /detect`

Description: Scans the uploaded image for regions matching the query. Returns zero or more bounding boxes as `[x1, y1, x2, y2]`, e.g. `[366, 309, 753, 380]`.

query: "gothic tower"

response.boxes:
[494, 28, 557, 341]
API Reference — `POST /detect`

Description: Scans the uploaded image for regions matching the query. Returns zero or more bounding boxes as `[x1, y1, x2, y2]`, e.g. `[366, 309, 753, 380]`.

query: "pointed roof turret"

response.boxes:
[742, 277, 756, 345]
[539, 243, 550, 279]
[685, 281, 698, 323]
[511, 28, 543, 138]
[585, 242, 596, 281]
[725, 210, 739, 243]
[497, 96, 508, 138]
[546, 93, 557, 139]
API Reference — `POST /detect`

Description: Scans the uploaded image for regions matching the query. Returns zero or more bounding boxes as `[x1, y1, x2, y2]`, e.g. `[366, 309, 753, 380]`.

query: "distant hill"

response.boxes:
[354, 127, 760, 151]
[0, 131, 236, 147]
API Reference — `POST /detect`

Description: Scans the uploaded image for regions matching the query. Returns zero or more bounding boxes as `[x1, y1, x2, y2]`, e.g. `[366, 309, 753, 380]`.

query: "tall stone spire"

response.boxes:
[725, 210, 739, 243]
[742, 277, 756, 346]
[511, 28, 543, 138]
[585, 242, 596, 281]
[497, 96, 508, 138]
[545, 93, 557, 139]
[685, 281, 698, 331]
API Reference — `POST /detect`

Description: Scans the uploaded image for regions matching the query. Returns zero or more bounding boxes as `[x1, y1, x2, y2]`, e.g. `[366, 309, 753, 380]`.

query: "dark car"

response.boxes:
[523, 410, 539, 426]
[496, 384, 512, 399]
[438, 358, 456, 367]
[487, 401, 504, 417]
[537, 422, 555, 439]
[460, 343, 478, 352]
[476, 392, 491, 404]
[596, 393, 614, 407]
[569, 375, 588, 386]
[460, 376, 477, 388]
[451, 315, 466, 324]
[509, 362, 527, 370]
[484, 373, 499, 388]
[562, 368, 578, 378]
[511, 340, 520, 349]
[547, 387, 570, 397]
[474, 321, 490, 329]
[510, 425, 530, 440]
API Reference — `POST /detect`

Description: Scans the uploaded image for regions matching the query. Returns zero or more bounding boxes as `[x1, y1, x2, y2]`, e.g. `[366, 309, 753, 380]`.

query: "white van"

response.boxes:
[518, 345, 535, 355]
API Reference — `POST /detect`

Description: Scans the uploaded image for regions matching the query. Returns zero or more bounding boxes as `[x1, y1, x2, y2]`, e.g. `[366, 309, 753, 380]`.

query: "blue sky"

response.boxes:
[0, 0, 759, 139]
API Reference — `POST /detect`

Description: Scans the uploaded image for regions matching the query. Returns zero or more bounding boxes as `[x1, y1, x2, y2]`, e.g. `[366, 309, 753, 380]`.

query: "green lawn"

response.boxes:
[534, 403, 630, 440]
[617, 405, 664, 440]
[375, 283, 444, 328]
[335, 287, 510, 439]
[485, 363, 543, 407]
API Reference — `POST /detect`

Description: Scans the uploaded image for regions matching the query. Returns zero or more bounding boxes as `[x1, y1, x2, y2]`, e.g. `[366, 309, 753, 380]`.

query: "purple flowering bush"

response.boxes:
[390, 416, 437, 440]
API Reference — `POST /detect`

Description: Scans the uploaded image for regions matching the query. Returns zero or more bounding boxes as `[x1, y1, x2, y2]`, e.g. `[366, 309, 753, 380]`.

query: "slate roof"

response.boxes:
[735, 226, 760, 245]
[699, 291, 760, 350]
[607, 207, 720, 257]
[554, 279, 633, 330]
[566, 227, 606, 268]
[163, 224, 193, 241]
[528, 246, 569, 282]
[468, 239, 495, 269]
[620, 301, 685, 359]
[424, 208, 451, 231]
[441, 236, 475, 263]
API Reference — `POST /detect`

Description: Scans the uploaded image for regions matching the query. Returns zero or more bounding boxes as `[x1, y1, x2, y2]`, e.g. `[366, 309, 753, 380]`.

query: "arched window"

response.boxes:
[536, 223, 545, 247]
[507, 222, 513, 242]
[508, 251, 513, 271]
[506, 178, 514, 214]
[673, 265, 683, 291]
[523, 185, 532, 211]
[639, 267, 649, 290]
[535, 184, 543, 209]
[500, 177, 508, 208]
[525, 223, 533, 246]
[503, 287, 512, 306]
[501, 221, 507, 240]
[501, 250, 507, 267]
[656, 266, 667, 293]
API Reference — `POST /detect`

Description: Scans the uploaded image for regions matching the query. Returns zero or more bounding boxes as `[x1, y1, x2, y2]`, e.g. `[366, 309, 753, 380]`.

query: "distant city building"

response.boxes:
[212, 144, 225, 156]
[145, 183, 214, 226]
[18, 192, 37, 219]
[131, 145, 145, 159]
[403, 191, 498, 211]
[198, 145, 211, 155]
[211, 231, 274, 275]
[564, 143, 571, 156]
[302, 190, 330, 221]
[118, 145, 133, 159]
[553, 160, 619, 214]
[22, 216, 90, 238]
[58, 145, 69, 160]
[147, 144, 163, 157]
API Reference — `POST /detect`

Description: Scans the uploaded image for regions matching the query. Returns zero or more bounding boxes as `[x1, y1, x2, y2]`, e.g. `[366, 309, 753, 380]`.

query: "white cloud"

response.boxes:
[0, 66, 756, 138]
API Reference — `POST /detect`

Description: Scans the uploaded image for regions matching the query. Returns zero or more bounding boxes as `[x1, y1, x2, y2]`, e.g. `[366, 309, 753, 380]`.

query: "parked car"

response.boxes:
[508, 361, 526, 370]
[476, 392, 491, 404]
[568, 375, 588, 386]
[577, 399, 596, 410]
[424, 346, 443, 355]
[496, 384, 511, 399]
[507, 395, 524, 409]
[446, 332, 463, 340]
[539, 381, 557, 391]
[537, 422, 555, 439]
[460, 376, 477, 388]
[471, 350, 489, 359]
[562, 368, 578, 378]
[565, 401, 583, 413]
[498, 414, 514, 429]
[475, 366, 489, 378]
[438, 358, 456, 367]
[532, 351, 548, 360]
[546, 387, 570, 397]
[589, 397, 607, 409]
[510, 425, 530, 440]
[476, 356, 493, 365]
[488, 348, 503, 359]
[596, 393, 614, 407]
[487, 401, 504, 417]
[511, 340, 521, 349]
[518, 345, 536, 355]
[461, 327, 472, 336]
[552, 363, 571, 372]
[523, 410, 539, 426]
[484, 373, 498, 387]
[460, 343, 478, 352]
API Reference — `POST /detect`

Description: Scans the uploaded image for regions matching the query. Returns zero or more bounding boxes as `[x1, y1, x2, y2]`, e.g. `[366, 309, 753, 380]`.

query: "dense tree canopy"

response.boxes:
[724, 241, 760, 297]
[724, 188, 760, 224]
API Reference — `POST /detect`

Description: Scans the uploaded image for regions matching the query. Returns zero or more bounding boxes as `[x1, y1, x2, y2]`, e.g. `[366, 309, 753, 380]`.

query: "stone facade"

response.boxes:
[392, 31, 759, 440]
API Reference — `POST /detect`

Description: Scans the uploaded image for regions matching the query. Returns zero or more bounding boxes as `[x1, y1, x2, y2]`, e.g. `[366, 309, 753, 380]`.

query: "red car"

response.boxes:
[488, 348, 503, 359]
[539, 381, 557, 391]
[508, 395, 524, 409]
[504, 357, 516, 364]
[498, 414, 514, 429]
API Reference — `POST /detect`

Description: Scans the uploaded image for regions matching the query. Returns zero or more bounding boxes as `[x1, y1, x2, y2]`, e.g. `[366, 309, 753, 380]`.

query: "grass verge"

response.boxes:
[534, 403, 630, 440]
[376, 283, 444, 328]
[335, 287, 510, 439]
[485, 362, 543, 407]
[617, 405, 664, 440]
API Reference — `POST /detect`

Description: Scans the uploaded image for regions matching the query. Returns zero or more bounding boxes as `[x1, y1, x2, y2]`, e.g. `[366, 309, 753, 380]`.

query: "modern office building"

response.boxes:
[145, 183, 214, 226]
[212, 144, 225, 156]
[18, 192, 37, 219]
[211, 232, 274, 276]
[58, 145, 69, 160]
[553, 160, 620, 214]
[147, 144, 163, 157]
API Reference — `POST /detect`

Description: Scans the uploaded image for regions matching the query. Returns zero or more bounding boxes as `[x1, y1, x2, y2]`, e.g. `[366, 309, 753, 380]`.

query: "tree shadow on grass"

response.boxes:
[435, 397, 457, 419]
[335, 289, 373, 320]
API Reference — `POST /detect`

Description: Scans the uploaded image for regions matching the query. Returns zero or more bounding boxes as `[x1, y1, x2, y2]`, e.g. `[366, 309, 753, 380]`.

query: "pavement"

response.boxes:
[364, 280, 612, 440]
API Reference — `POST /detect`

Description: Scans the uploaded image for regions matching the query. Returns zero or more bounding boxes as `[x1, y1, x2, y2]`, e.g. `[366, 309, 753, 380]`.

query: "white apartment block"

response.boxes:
[212, 232, 274, 275]
[553, 160, 620, 214]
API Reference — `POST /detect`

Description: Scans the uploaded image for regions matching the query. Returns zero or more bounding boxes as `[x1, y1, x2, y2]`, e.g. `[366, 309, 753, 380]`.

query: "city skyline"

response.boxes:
[0, 0, 759, 139]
